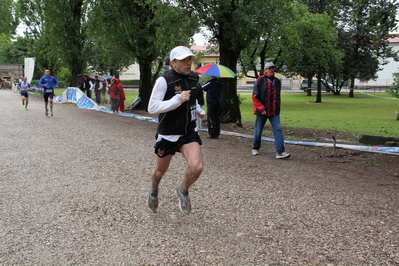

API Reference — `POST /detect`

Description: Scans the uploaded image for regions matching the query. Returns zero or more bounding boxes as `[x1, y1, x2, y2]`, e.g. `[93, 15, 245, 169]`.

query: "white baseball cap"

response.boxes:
[265, 62, 275, 69]
[170, 46, 195, 61]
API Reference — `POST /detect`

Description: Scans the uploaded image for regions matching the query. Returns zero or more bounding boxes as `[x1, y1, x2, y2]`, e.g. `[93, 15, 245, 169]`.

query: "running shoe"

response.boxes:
[50, 110, 53, 116]
[252, 149, 259, 155]
[147, 193, 158, 213]
[175, 185, 191, 215]
[276, 152, 290, 159]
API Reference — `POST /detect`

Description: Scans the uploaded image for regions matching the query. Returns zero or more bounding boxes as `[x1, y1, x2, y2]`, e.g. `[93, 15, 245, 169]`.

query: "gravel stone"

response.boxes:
[0, 90, 398, 265]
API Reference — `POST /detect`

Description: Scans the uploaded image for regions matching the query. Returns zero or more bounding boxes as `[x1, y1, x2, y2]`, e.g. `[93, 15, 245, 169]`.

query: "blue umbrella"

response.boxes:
[102, 75, 114, 80]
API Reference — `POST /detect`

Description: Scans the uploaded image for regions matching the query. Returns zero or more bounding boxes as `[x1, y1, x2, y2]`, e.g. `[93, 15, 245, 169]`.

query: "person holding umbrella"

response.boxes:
[195, 63, 236, 139]
[147, 46, 205, 215]
[202, 76, 222, 139]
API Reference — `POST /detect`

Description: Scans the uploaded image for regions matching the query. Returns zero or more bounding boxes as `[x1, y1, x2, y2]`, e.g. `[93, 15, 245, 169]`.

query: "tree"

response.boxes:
[336, 0, 399, 97]
[281, 9, 343, 102]
[239, 2, 302, 79]
[177, 0, 281, 125]
[17, 0, 89, 85]
[89, 0, 198, 110]
[387, 70, 399, 98]
[0, 0, 18, 38]
[0, 36, 34, 64]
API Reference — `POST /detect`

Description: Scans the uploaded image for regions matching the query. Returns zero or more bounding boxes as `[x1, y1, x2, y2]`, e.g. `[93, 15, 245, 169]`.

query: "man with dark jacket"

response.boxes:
[80, 75, 92, 99]
[90, 75, 103, 105]
[203, 76, 222, 139]
[147, 46, 206, 215]
[252, 62, 290, 159]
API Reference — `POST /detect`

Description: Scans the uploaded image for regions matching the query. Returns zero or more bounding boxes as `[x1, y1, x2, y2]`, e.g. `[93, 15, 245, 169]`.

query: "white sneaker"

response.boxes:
[276, 152, 290, 159]
[175, 185, 191, 215]
[252, 149, 259, 155]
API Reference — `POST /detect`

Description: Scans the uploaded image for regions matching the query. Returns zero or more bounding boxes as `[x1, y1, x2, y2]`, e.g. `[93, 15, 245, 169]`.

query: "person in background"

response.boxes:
[17, 76, 31, 110]
[109, 78, 124, 114]
[101, 79, 108, 105]
[1, 79, 5, 90]
[118, 80, 126, 113]
[39, 69, 59, 116]
[252, 62, 290, 159]
[202, 76, 222, 139]
[196, 86, 205, 129]
[80, 75, 92, 98]
[90, 75, 103, 105]
[147, 46, 205, 215]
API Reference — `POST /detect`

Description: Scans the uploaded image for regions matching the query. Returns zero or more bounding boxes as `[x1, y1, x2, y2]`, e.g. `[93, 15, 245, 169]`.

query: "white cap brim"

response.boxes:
[174, 52, 195, 60]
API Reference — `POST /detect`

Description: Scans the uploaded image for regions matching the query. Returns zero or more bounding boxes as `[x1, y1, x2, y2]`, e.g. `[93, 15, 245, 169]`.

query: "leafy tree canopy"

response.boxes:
[0, 0, 18, 38]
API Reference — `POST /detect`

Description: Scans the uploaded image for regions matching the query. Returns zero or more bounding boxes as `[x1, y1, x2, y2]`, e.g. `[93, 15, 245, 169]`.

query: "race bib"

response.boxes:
[45, 89, 53, 93]
[190, 105, 196, 121]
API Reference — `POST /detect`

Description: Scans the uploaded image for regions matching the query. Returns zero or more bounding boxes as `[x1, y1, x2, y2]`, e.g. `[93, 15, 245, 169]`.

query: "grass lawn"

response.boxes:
[54, 88, 399, 137]
[238, 91, 399, 137]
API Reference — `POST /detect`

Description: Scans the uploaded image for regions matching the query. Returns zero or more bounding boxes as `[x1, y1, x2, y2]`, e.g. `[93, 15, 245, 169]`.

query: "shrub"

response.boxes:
[387, 71, 399, 98]
[120, 80, 140, 86]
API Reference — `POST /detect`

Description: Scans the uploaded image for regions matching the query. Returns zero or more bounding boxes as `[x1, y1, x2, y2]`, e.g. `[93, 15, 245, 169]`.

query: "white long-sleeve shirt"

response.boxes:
[89, 80, 103, 91]
[148, 76, 205, 142]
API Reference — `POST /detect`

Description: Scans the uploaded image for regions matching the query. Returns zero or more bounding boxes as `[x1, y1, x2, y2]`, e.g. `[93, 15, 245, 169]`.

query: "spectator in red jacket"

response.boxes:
[252, 62, 290, 159]
[109, 79, 124, 114]
[118, 81, 126, 113]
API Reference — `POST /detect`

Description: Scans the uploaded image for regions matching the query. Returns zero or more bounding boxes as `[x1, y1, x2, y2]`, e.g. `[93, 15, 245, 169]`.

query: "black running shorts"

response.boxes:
[43, 92, 54, 102]
[154, 131, 202, 158]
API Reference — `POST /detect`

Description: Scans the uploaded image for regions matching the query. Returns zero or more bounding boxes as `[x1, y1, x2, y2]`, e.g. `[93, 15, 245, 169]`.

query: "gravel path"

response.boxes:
[1, 89, 398, 265]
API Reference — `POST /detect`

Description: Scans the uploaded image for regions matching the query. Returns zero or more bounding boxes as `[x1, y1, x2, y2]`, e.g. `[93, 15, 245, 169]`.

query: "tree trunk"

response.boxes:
[67, 0, 85, 87]
[315, 75, 322, 103]
[307, 77, 312, 96]
[349, 77, 355, 98]
[219, 46, 242, 126]
[134, 61, 153, 111]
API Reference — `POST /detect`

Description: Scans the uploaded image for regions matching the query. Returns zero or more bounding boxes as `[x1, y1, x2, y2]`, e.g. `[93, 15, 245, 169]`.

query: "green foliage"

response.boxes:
[0, 36, 34, 64]
[281, 11, 343, 80]
[178, 0, 280, 125]
[57, 67, 72, 83]
[120, 80, 140, 86]
[387, 71, 399, 98]
[0, 33, 12, 63]
[336, 0, 399, 92]
[17, 0, 88, 85]
[88, 0, 199, 110]
[365, 161, 378, 167]
[0, 0, 18, 38]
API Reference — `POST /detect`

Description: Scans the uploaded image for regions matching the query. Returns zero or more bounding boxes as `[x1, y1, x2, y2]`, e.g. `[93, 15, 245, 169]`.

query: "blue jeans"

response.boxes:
[252, 115, 285, 154]
[95, 91, 101, 104]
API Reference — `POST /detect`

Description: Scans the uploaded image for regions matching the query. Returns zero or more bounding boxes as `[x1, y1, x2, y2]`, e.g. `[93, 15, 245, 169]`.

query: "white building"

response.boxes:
[118, 62, 140, 80]
[356, 35, 399, 88]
